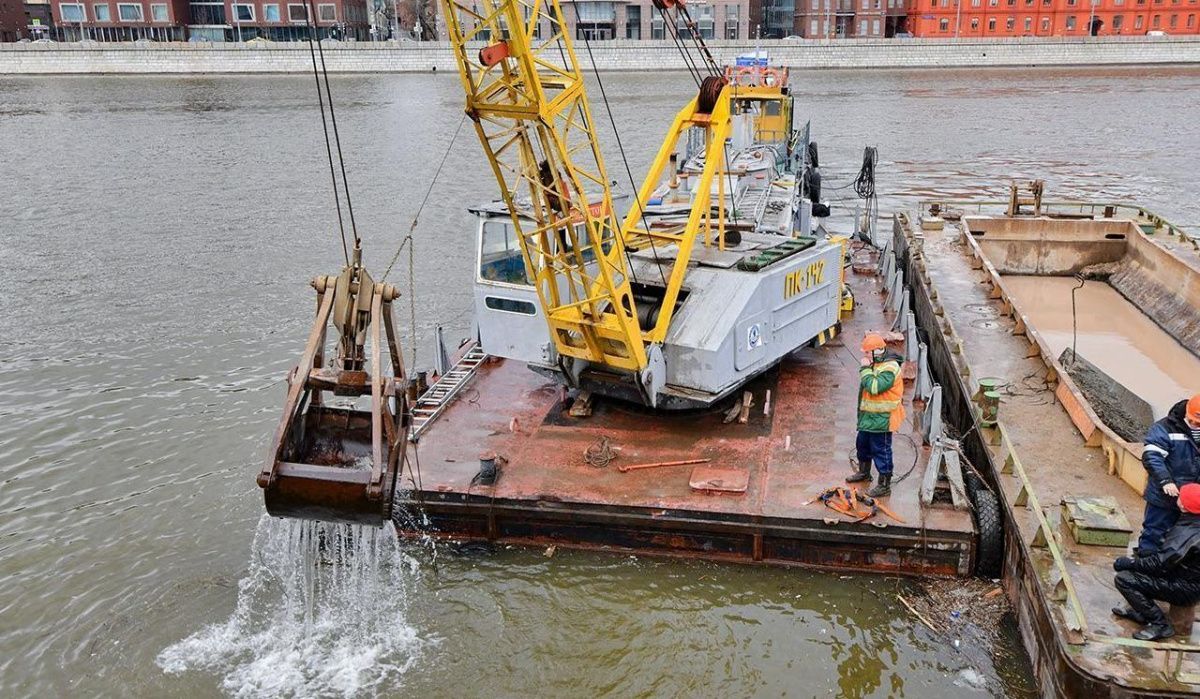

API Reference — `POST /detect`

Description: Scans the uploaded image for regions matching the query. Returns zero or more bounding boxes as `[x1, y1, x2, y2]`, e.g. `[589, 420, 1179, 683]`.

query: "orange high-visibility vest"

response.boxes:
[859, 359, 906, 432]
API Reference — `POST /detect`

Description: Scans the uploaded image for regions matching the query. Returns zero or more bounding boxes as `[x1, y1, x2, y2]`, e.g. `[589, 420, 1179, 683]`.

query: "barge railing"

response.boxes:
[916, 198, 1200, 247]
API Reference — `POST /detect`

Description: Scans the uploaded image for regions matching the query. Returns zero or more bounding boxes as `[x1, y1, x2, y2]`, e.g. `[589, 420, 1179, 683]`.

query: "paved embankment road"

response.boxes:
[2, 37, 1200, 74]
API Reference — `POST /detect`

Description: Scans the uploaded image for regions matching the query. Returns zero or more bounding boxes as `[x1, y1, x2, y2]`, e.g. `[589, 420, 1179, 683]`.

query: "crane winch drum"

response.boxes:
[256, 260, 409, 526]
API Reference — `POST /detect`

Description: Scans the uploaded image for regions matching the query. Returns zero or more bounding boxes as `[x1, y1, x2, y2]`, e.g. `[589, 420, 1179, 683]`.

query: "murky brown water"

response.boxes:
[1001, 275, 1199, 417]
[4, 65, 1200, 697]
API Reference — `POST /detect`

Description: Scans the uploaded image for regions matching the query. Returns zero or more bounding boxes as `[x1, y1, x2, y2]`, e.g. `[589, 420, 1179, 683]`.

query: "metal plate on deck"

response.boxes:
[1061, 495, 1133, 547]
[689, 465, 749, 494]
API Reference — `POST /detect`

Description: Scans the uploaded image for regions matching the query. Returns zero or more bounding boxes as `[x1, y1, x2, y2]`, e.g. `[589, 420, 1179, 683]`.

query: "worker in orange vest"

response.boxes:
[846, 332, 906, 497]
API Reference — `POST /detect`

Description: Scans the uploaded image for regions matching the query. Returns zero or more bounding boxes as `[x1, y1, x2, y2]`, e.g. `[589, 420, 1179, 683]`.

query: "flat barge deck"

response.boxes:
[398, 270, 977, 575]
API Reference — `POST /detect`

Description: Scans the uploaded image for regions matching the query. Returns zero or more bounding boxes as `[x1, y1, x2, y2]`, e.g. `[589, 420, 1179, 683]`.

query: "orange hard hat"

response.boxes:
[1187, 394, 1200, 422]
[861, 333, 886, 352]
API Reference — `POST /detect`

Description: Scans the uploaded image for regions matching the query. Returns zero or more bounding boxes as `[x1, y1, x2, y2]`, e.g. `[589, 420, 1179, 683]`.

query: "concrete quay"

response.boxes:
[2, 37, 1200, 75]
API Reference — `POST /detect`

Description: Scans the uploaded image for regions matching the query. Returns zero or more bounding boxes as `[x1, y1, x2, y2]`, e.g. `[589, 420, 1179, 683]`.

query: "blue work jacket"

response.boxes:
[1143, 399, 1200, 508]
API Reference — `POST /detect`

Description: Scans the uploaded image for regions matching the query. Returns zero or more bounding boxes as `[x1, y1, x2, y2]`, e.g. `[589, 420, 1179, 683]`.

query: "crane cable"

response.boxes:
[302, 5, 351, 264]
[570, 4, 669, 290]
[308, 2, 361, 253]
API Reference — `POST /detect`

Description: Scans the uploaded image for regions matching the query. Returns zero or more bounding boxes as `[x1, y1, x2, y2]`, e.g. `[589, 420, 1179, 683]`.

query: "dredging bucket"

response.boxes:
[257, 263, 409, 527]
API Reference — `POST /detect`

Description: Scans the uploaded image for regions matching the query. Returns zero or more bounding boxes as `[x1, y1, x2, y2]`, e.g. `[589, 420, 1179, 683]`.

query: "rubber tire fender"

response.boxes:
[971, 488, 1004, 579]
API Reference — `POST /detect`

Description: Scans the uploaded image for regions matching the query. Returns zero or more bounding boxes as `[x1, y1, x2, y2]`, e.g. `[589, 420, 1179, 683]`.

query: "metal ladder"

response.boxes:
[408, 342, 488, 441]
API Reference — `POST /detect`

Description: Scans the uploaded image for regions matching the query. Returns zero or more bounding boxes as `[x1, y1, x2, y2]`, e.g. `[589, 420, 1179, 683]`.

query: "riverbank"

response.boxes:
[2, 36, 1200, 74]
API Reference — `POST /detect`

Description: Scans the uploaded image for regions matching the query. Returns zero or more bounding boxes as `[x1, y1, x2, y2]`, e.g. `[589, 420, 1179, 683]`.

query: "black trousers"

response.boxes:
[1115, 571, 1200, 624]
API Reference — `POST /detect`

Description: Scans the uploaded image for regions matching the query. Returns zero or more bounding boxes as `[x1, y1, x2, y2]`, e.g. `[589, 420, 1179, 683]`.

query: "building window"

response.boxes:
[988, 16, 996, 28]
[989, 0, 997, 6]
[697, 5, 714, 38]
[858, 19, 865, 33]
[1024, 15, 1032, 28]
[626, 4, 640, 38]
[1113, 13, 1124, 26]
[1067, 0, 1076, 5]
[650, 15, 663, 38]
[117, 2, 143, 20]
[1170, 11, 1178, 23]
[1152, 12, 1161, 24]
[317, 3, 335, 20]
[1114, 0, 1124, 4]
[1190, 12, 1196, 25]
[1042, 15, 1051, 28]
[1006, 15, 1015, 27]
[972, 0, 980, 6]
[810, 18, 818, 33]
[940, 17, 949, 29]
[190, 2, 225, 23]
[872, 18, 879, 32]
[93, 3, 110, 20]
[232, 3, 252, 20]
[264, 3, 279, 20]
[1135, 14, 1144, 25]
[151, 3, 167, 20]
[60, 2, 85, 20]
[971, 16, 980, 27]
[1065, 14, 1076, 27]
[288, 3, 308, 21]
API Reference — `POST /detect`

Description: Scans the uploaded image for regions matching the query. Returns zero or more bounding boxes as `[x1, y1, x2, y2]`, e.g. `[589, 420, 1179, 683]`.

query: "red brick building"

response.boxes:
[905, 0, 1200, 36]
[1, 0, 26, 40]
[47, 0, 369, 40]
[51, 0, 188, 39]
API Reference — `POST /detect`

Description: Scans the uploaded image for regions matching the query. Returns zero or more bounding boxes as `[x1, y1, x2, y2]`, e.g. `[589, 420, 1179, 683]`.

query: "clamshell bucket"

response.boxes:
[257, 261, 409, 526]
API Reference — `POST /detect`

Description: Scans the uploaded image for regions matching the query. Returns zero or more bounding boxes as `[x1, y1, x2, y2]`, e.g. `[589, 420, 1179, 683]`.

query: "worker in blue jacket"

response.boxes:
[1137, 395, 1200, 556]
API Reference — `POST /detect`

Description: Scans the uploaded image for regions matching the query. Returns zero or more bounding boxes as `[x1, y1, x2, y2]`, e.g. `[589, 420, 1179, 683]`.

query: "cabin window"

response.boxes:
[480, 221, 531, 285]
[485, 297, 537, 315]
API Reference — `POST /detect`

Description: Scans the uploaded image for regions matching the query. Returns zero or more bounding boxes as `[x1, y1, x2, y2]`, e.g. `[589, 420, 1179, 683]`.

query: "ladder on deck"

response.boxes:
[408, 342, 488, 441]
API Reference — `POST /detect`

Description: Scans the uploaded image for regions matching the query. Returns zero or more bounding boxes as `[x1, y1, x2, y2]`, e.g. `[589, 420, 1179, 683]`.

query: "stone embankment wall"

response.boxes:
[2, 37, 1200, 74]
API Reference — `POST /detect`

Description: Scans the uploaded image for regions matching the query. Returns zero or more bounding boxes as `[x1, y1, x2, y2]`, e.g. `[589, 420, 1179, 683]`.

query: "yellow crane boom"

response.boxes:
[440, 0, 647, 374]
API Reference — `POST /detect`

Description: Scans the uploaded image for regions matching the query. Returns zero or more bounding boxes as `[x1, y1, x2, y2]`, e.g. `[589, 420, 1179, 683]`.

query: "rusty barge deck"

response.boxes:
[396, 272, 978, 576]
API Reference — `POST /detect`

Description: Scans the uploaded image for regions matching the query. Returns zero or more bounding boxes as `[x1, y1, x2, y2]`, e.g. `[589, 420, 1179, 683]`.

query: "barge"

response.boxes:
[893, 190, 1200, 696]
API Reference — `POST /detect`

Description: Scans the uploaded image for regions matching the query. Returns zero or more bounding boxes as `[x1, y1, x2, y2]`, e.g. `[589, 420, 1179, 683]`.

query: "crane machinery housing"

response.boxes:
[444, 0, 848, 409]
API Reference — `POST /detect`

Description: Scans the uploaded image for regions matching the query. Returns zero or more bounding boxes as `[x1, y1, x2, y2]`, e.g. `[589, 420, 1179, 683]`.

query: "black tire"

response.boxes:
[972, 488, 1004, 579]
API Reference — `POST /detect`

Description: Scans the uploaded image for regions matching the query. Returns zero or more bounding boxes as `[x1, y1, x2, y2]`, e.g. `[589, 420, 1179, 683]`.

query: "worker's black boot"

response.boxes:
[867, 474, 892, 498]
[845, 461, 871, 484]
[1111, 606, 1148, 625]
[1134, 622, 1175, 641]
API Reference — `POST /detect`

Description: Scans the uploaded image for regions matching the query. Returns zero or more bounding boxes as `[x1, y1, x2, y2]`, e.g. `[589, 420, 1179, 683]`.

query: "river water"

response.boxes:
[3, 66, 1200, 697]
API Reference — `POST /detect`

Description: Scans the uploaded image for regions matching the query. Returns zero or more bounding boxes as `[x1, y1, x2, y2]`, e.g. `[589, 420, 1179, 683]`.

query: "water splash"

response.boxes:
[157, 515, 426, 698]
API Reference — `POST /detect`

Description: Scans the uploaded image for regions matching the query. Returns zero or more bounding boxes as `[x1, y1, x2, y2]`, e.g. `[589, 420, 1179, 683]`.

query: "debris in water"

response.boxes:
[544, 545, 556, 558]
[157, 515, 426, 698]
